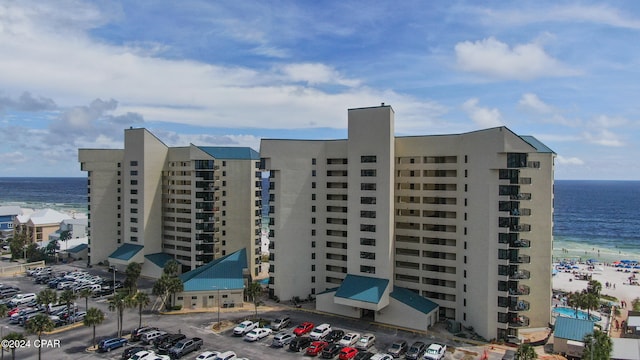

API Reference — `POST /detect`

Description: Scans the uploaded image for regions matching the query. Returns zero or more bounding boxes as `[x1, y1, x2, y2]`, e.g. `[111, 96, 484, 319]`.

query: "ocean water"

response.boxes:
[0, 177, 638, 261]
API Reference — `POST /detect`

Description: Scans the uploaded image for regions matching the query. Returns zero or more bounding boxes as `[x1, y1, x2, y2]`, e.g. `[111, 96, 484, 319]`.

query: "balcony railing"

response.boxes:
[509, 300, 530, 311]
[510, 239, 531, 248]
[510, 255, 531, 264]
[510, 193, 531, 200]
[510, 224, 531, 232]
[509, 269, 530, 279]
[508, 314, 530, 327]
[509, 284, 530, 295]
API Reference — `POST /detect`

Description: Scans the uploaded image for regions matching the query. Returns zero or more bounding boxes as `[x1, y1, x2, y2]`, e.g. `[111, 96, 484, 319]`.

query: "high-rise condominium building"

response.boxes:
[260, 104, 555, 340]
[78, 128, 262, 278]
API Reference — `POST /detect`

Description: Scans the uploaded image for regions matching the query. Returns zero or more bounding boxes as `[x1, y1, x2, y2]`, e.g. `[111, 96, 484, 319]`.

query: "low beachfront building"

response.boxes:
[611, 338, 640, 360]
[261, 104, 555, 340]
[0, 206, 21, 239]
[172, 248, 248, 310]
[13, 208, 71, 244]
[553, 317, 595, 358]
[65, 243, 88, 261]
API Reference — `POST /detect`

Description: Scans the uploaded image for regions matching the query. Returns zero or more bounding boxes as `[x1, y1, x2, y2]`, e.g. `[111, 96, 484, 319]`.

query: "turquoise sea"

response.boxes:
[0, 177, 637, 261]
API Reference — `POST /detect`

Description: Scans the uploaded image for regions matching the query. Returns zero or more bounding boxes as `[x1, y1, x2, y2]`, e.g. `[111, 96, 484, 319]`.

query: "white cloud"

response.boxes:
[454, 37, 577, 80]
[519, 93, 554, 114]
[278, 63, 361, 87]
[582, 129, 624, 147]
[556, 155, 584, 165]
[461, 98, 503, 127]
[0, 151, 28, 165]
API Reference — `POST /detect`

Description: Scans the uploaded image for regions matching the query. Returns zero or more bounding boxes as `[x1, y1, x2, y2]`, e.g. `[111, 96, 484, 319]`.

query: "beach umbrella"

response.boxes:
[621, 260, 633, 263]
[572, 265, 580, 269]
[588, 258, 598, 263]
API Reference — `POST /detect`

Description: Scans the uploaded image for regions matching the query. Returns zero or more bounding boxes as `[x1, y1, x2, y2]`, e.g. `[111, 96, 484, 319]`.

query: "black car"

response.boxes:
[155, 333, 186, 353]
[321, 343, 343, 358]
[405, 341, 427, 360]
[387, 340, 408, 358]
[354, 351, 374, 360]
[130, 326, 159, 342]
[122, 346, 147, 360]
[325, 329, 345, 343]
[289, 336, 312, 352]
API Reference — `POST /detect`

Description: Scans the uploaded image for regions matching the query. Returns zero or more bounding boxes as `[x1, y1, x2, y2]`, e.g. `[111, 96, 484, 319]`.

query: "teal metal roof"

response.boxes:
[520, 135, 556, 154]
[391, 286, 439, 314]
[145, 253, 175, 268]
[67, 243, 88, 254]
[198, 146, 259, 160]
[317, 287, 339, 296]
[335, 274, 389, 304]
[108, 243, 144, 261]
[180, 248, 247, 292]
[554, 317, 594, 342]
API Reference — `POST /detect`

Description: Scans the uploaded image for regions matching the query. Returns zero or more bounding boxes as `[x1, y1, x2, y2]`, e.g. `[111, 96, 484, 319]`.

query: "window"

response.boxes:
[311, 229, 316, 236]
[360, 197, 376, 204]
[312, 158, 316, 165]
[130, 170, 138, 176]
[360, 265, 376, 274]
[360, 238, 376, 246]
[361, 155, 377, 163]
[130, 161, 138, 166]
[311, 218, 316, 224]
[311, 194, 316, 200]
[360, 210, 376, 218]
[130, 180, 138, 185]
[360, 252, 375, 260]
[130, 189, 137, 195]
[311, 206, 316, 212]
[360, 224, 376, 232]
[361, 169, 376, 177]
[312, 182, 316, 189]
[361, 183, 376, 191]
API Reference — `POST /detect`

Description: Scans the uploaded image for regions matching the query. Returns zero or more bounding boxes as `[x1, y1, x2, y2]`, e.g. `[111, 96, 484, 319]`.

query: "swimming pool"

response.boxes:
[553, 307, 601, 321]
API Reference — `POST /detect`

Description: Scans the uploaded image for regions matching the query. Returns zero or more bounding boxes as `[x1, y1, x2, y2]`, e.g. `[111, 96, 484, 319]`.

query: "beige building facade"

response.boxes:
[260, 104, 555, 340]
[78, 128, 262, 278]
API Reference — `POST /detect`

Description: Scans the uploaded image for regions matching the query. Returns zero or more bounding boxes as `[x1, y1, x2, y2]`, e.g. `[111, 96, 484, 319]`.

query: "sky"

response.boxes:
[1, 1, 640, 179]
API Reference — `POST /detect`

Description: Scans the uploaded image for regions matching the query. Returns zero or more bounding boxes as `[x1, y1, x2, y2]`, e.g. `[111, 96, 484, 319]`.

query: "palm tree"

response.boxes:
[567, 291, 585, 317]
[583, 329, 612, 360]
[108, 291, 128, 337]
[152, 261, 183, 310]
[124, 262, 142, 294]
[58, 289, 77, 324]
[2, 332, 25, 360]
[77, 287, 94, 310]
[632, 297, 640, 312]
[515, 343, 537, 360]
[59, 230, 72, 253]
[0, 304, 8, 318]
[36, 289, 58, 314]
[25, 313, 54, 360]
[131, 291, 151, 329]
[245, 281, 263, 317]
[584, 292, 600, 318]
[83, 307, 105, 350]
[587, 279, 602, 296]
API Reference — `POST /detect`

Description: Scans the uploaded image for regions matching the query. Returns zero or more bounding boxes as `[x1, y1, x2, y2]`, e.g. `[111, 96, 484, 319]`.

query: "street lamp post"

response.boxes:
[110, 265, 117, 292]
[217, 287, 220, 329]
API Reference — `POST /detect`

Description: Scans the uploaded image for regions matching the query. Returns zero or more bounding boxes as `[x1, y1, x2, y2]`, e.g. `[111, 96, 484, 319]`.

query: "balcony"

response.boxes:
[509, 299, 530, 311]
[510, 255, 531, 264]
[510, 193, 531, 200]
[508, 314, 530, 327]
[509, 284, 530, 295]
[510, 224, 531, 232]
[509, 269, 531, 280]
[510, 239, 531, 248]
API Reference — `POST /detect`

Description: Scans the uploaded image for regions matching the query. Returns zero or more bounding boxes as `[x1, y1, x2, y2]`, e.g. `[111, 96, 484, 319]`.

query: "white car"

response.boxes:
[243, 327, 272, 341]
[356, 333, 376, 350]
[370, 354, 394, 360]
[338, 332, 360, 347]
[196, 351, 220, 360]
[130, 350, 157, 360]
[233, 320, 257, 335]
[423, 344, 447, 360]
[309, 323, 332, 340]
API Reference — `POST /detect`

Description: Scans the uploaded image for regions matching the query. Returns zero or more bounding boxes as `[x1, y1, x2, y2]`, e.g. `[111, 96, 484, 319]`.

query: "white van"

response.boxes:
[141, 330, 167, 344]
[10, 293, 36, 305]
[215, 351, 237, 360]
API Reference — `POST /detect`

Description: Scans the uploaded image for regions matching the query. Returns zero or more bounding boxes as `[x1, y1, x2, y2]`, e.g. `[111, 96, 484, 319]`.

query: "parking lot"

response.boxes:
[0, 263, 487, 360]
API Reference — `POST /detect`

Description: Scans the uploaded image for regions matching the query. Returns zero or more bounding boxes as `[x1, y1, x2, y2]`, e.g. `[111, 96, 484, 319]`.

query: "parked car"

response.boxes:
[306, 341, 329, 356]
[289, 336, 312, 352]
[243, 328, 272, 342]
[270, 316, 291, 331]
[0, 288, 18, 299]
[293, 321, 315, 336]
[338, 333, 360, 347]
[404, 341, 425, 360]
[69, 311, 87, 323]
[355, 334, 375, 350]
[354, 351, 374, 360]
[9, 292, 35, 306]
[233, 320, 258, 336]
[423, 344, 447, 360]
[321, 343, 343, 358]
[309, 323, 332, 340]
[272, 332, 295, 347]
[155, 333, 186, 353]
[123, 346, 148, 360]
[168, 337, 203, 358]
[338, 347, 358, 360]
[130, 350, 158, 360]
[387, 340, 407, 358]
[369, 354, 393, 360]
[213, 351, 237, 360]
[98, 337, 127, 352]
[141, 330, 168, 344]
[325, 329, 345, 343]
[196, 351, 221, 360]
[131, 327, 160, 341]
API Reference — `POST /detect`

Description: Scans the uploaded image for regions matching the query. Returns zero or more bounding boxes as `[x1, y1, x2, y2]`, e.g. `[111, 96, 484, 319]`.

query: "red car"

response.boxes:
[339, 347, 358, 360]
[306, 341, 328, 356]
[7, 307, 23, 317]
[293, 322, 315, 336]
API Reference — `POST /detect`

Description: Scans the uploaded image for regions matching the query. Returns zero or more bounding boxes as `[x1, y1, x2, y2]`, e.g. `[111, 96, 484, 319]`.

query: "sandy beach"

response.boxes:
[552, 261, 639, 305]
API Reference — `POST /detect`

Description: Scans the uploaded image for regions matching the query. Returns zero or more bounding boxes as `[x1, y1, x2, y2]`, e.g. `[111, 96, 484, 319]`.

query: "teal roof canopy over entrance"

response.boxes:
[180, 248, 247, 292]
[108, 243, 144, 261]
[145, 253, 175, 268]
[67, 243, 88, 253]
[335, 274, 389, 304]
[391, 286, 439, 314]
